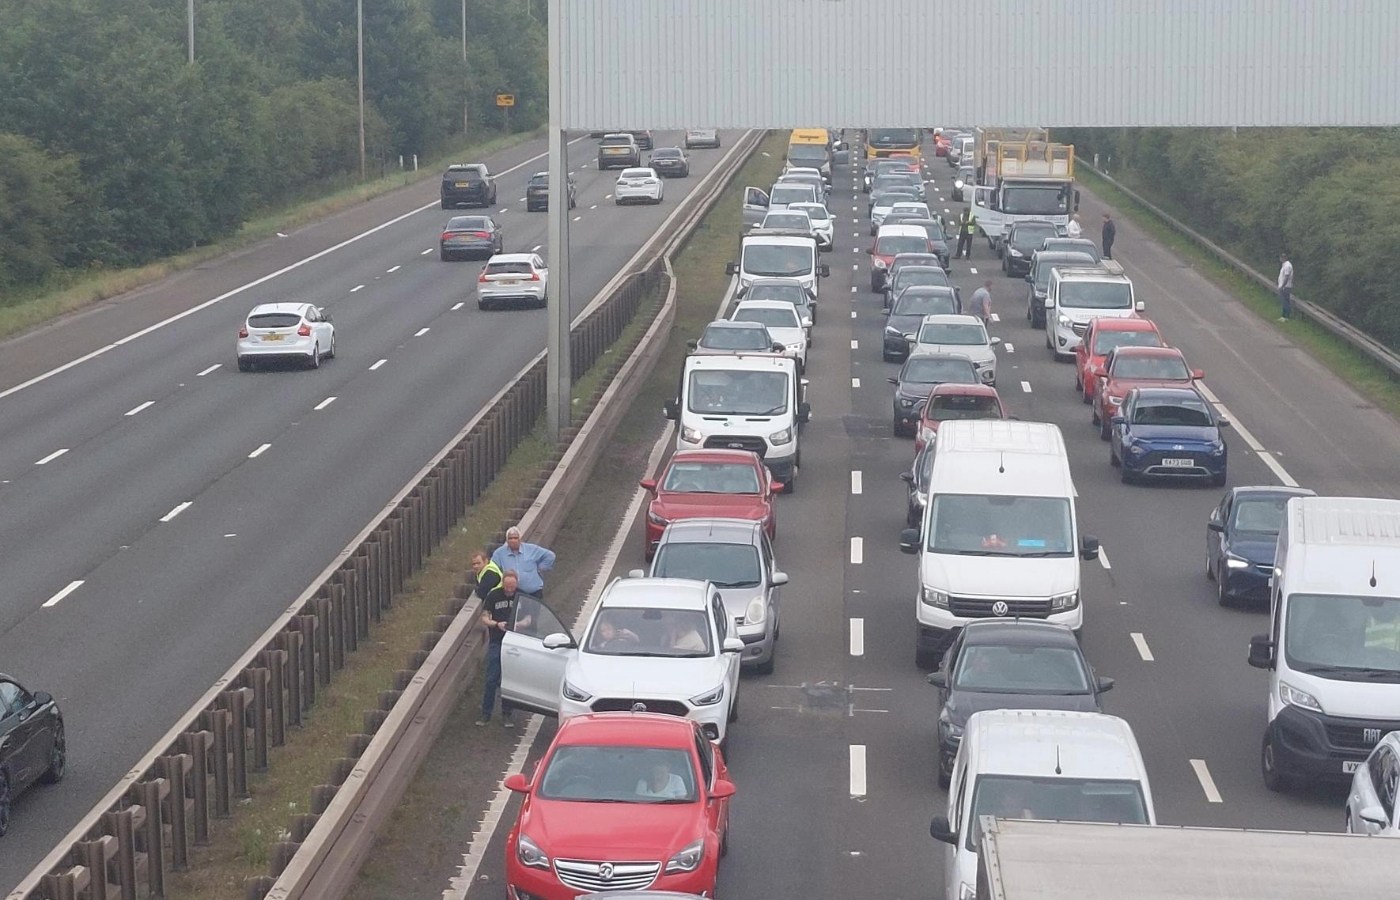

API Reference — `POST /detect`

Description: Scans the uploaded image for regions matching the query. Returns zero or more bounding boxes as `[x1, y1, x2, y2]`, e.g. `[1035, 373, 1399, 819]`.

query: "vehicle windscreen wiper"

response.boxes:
[640, 797, 695, 804]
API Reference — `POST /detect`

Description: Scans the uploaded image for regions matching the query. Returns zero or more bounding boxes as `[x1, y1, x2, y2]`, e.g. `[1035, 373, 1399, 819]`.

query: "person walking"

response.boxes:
[470, 549, 503, 602]
[969, 280, 994, 325]
[477, 571, 529, 727]
[1101, 213, 1116, 259]
[491, 525, 555, 599]
[955, 206, 977, 260]
[1277, 252, 1294, 321]
[1066, 213, 1083, 239]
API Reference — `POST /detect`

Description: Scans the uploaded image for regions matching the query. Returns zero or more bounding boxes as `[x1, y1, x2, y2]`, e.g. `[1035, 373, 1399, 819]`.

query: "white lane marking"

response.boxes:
[852, 246, 860, 253]
[124, 401, 155, 417]
[852, 263, 858, 270]
[248, 442, 273, 459]
[350, 284, 365, 292]
[851, 471, 863, 495]
[1194, 383, 1300, 486]
[196, 364, 221, 377]
[35, 448, 68, 466]
[852, 377, 861, 388]
[850, 745, 868, 798]
[420, 248, 433, 255]
[850, 537, 863, 565]
[414, 327, 430, 337]
[369, 359, 387, 371]
[451, 301, 465, 311]
[850, 618, 865, 657]
[531, 244, 542, 252]
[1004, 342, 1015, 353]
[605, 194, 612, 199]
[386, 265, 401, 273]
[44, 580, 84, 608]
[850, 339, 859, 350]
[1130, 632, 1154, 661]
[1190, 759, 1224, 803]
[990, 313, 1000, 322]
[314, 396, 337, 411]
[850, 285, 857, 293]
[852, 204, 858, 211]
[1098, 546, 1112, 569]
[573, 215, 582, 222]
[160, 501, 192, 523]
[850, 310, 857, 319]
[944, 208, 951, 213]
[517, 197, 526, 203]
[853, 231, 860, 238]
[969, 267, 978, 274]
[590, 204, 598, 210]
[1256, 452, 1300, 487]
[1020, 381, 1032, 393]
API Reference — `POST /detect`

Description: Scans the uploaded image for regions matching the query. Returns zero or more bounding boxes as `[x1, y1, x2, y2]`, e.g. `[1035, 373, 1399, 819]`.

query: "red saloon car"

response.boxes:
[915, 383, 1008, 453]
[504, 712, 735, 900]
[1074, 317, 1164, 405]
[641, 449, 778, 559]
[1092, 345, 1203, 439]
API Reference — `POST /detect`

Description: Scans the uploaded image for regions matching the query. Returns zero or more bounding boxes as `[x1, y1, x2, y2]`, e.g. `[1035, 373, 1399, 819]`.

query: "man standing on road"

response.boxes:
[1066, 213, 1083, 239]
[492, 525, 555, 599]
[969, 280, 994, 325]
[1277, 252, 1294, 321]
[470, 549, 502, 602]
[477, 571, 529, 728]
[1101, 212, 1117, 259]
[955, 206, 977, 260]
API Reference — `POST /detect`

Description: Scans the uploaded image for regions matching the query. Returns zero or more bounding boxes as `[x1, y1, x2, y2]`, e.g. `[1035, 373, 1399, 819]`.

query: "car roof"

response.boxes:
[445, 163, 483, 172]
[668, 449, 763, 466]
[965, 710, 1147, 781]
[620, 167, 656, 176]
[1090, 317, 1159, 332]
[733, 299, 800, 314]
[919, 314, 984, 327]
[1229, 485, 1317, 500]
[903, 353, 978, 374]
[930, 382, 1000, 398]
[652, 147, 683, 153]
[1055, 267, 1130, 282]
[248, 302, 312, 316]
[877, 224, 929, 238]
[961, 618, 1081, 647]
[602, 133, 634, 140]
[602, 576, 710, 610]
[705, 319, 767, 330]
[1130, 386, 1208, 402]
[764, 209, 811, 219]
[557, 712, 699, 748]
[488, 252, 538, 263]
[897, 284, 956, 296]
[659, 518, 764, 545]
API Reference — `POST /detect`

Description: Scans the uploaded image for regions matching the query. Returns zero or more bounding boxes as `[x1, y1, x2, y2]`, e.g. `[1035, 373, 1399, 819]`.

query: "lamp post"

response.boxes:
[462, 0, 469, 135]
[545, 0, 571, 442]
[357, 0, 366, 181]
[187, 0, 194, 63]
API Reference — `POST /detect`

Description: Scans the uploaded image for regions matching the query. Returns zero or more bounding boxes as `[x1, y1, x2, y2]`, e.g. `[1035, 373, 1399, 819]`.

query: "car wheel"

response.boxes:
[783, 471, 796, 494]
[308, 344, 321, 369]
[1109, 444, 1120, 467]
[1212, 471, 1228, 487]
[1262, 733, 1291, 793]
[326, 336, 336, 359]
[1205, 553, 1216, 581]
[937, 753, 953, 790]
[755, 647, 775, 676]
[439, 250, 450, 261]
[40, 724, 66, 784]
[915, 641, 939, 671]
[0, 772, 10, 838]
[1217, 569, 1231, 607]
[1091, 404, 1100, 426]
[1119, 465, 1134, 485]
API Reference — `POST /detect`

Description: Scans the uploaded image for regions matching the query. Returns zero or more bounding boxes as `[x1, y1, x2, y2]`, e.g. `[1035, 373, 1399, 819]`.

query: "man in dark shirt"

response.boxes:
[1101, 213, 1117, 260]
[477, 570, 530, 727]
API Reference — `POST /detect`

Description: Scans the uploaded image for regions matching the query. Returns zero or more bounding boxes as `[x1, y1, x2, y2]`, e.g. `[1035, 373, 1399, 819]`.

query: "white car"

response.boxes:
[477, 252, 548, 310]
[684, 128, 720, 149]
[614, 167, 664, 205]
[498, 577, 744, 742]
[1346, 730, 1400, 836]
[907, 313, 1001, 384]
[787, 201, 834, 250]
[759, 209, 816, 241]
[236, 302, 336, 371]
[730, 298, 808, 372]
[889, 200, 932, 222]
[869, 191, 918, 233]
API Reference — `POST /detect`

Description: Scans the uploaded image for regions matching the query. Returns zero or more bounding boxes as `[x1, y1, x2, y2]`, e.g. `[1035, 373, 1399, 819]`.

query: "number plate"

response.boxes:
[499, 279, 519, 286]
[1161, 457, 1193, 467]
[262, 334, 284, 342]
[454, 181, 469, 187]
[1343, 761, 1362, 774]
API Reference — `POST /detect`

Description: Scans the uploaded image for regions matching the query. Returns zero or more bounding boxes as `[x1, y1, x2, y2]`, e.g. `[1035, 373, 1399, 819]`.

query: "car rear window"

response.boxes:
[652, 149, 681, 158]
[485, 262, 533, 275]
[448, 217, 490, 230]
[248, 313, 302, 329]
[528, 174, 548, 186]
[445, 169, 482, 181]
[877, 236, 930, 255]
[601, 136, 632, 146]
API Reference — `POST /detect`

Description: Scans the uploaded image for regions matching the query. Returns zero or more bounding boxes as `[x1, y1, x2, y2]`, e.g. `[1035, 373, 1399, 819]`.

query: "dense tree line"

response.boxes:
[0, 0, 545, 293]
[1059, 127, 1400, 351]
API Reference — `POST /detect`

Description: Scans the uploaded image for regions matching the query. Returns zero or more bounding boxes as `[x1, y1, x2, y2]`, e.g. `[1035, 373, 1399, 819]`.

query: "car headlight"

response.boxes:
[1106, 394, 1124, 407]
[921, 586, 949, 608]
[900, 397, 916, 408]
[665, 839, 706, 874]
[1009, 247, 1023, 257]
[873, 258, 888, 268]
[769, 427, 793, 446]
[1057, 315, 1072, 327]
[1225, 554, 1251, 569]
[1210, 441, 1227, 456]
[954, 180, 964, 189]
[885, 325, 904, 336]
[1050, 591, 1079, 611]
[1127, 440, 1148, 456]
[680, 425, 702, 444]
[1279, 680, 1323, 713]
[938, 711, 964, 742]
[647, 510, 668, 526]
[689, 685, 725, 707]
[745, 596, 767, 625]
[561, 680, 593, 703]
[517, 834, 550, 870]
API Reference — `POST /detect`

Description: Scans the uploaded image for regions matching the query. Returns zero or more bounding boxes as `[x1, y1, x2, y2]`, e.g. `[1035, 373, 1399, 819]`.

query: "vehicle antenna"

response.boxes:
[998, 451, 1005, 475]
[1371, 559, 1378, 589]
[1054, 744, 1063, 776]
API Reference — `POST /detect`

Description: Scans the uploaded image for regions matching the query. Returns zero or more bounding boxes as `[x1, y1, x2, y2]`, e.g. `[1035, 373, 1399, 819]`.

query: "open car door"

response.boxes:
[499, 594, 573, 717]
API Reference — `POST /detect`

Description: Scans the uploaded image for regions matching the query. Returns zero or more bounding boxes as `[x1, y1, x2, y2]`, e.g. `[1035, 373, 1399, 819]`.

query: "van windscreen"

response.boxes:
[927, 495, 1073, 557]
[687, 370, 789, 416]
[967, 776, 1148, 851]
[742, 245, 813, 278]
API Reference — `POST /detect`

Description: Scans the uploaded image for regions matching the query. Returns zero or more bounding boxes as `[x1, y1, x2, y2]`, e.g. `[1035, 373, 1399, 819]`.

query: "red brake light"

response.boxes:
[478, 270, 489, 282]
[238, 326, 248, 338]
[528, 272, 541, 281]
[297, 324, 311, 337]
[441, 231, 453, 241]
[472, 231, 491, 239]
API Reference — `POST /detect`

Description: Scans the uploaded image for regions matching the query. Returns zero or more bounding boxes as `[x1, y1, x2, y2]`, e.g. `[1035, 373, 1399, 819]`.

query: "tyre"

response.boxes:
[439, 250, 450, 261]
[755, 646, 775, 676]
[326, 336, 336, 359]
[1099, 415, 1111, 441]
[1205, 553, 1216, 581]
[307, 344, 321, 369]
[1109, 444, 1120, 467]
[1217, 570, 1231, 607]
[1074, 369, 1082, 392]
[40, 724, 66, 784]
[1261, 733, 1291, 793]
[440, 200, 450, 209]
[782, 472, 796, 494]
[915, 641, 939, 671]
[0, 772, 10, 838]
[1212, 471, 1228, 487]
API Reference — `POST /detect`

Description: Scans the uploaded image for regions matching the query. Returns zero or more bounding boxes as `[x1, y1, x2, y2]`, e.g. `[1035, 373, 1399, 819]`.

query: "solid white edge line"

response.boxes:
[1196, 383, 1300, 486]
[35, 448, 69, 466]
[1190, 759, 1224, 803]
[160, 501, 192, 523]
[43, 580, 85, 608]
[249, 443, 272, 459]
[850, 745, 868, 798]
[1130, 632, 1155, 662]
[369, 359, 387, 371]
[196, 363, 221, 376]
[849, 618, 865, 657]
[850, 537, 864, 565]
[124, 401, 154, 417]
[314, 396, 337, 411]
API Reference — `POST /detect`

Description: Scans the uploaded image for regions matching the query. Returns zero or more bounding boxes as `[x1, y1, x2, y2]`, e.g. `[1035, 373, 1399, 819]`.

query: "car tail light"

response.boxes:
[528, 272, 541, 281]
[238, 326, 248, 338]
[472, 231, 491, 239]
[479, 270, 489, 283]
[441, 231, 453, 241]
[297, 324, 311, 337]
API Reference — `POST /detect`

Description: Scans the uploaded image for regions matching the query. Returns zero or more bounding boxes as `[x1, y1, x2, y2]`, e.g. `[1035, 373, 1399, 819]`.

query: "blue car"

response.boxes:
[1206, 486, 1316, 606]
[1109, 386, 1229, 485]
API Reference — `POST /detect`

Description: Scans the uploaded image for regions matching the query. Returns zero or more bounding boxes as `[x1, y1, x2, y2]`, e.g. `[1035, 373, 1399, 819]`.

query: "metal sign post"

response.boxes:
[545, 0, 571, 443]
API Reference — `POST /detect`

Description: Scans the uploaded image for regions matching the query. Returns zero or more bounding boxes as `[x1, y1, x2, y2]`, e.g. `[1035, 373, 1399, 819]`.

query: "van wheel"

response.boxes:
[782, 472, 796, 494]
[1262, 734, 1291, 793]
[1217, 572, 1231, 607]
[915, 640, 939, 671]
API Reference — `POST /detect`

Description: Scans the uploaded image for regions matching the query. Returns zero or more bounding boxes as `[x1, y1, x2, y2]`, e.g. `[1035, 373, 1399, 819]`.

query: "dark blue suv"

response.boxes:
[1109, 386, 1229, 485]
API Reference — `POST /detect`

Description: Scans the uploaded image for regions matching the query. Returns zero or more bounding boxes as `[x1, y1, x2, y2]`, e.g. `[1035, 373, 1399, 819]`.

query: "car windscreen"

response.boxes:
[687, 370, 789, 416]
[1229, 496, 1291, 536]
[877, 236, 930, 256]
[918, 322, 987, 346]
[894, 290, 958, 316]
[537, 745, 698, 803]
[742, 244, 814, 278]
[661, 461, 761, 494]
[1012, 224, 1059, 248]
[873, 190, 918, 208]
[953, 644, 1092, 693]
[927, 494, 1074, 557]
[1042, 240, 1099, 259]
[746, 284, 807, 305]
[1112, 355, 1190, 380]
[700, 325, 769, 350]
[901, 357, 977, 386]
[248, 313, 302, 329]
[873, 176, 917, 193]
[1284, 594, 1400, 681]
[1130, 399, 1212, 426]
[928, 393, 1001, 421]
[585, 607, 714, 658]
[1061, 281, 1133, 310]
[1093, 329, 1162, 355]
[791, 205, 830, 221]
[653, 542, 762, 588]
[485, 261, 533, 275]
[770, 186, 815, 205]
[734, 307, 800, 329]
[528, 174, 548, 186]
[967, 776, 1149, 851]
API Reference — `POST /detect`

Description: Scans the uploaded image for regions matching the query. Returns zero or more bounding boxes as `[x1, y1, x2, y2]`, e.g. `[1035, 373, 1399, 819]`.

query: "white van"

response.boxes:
[664, 353, 811, 491]
[1248, 496, 1400, 792]
[899, 420, 1100, 669]
[726, 232, 830, 300]
[931, 709, 1156, 900]
[1046, 267, 1143, 359]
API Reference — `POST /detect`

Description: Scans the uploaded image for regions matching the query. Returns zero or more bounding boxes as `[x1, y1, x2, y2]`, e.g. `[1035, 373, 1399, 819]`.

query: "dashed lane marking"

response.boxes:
[969, 267, 978, 274]
[369, 359, 387, 371]
[1020, 381, 1032, 393]
[1004, 342, 1015, 353]
[350, 284, 364, 292]
[35, 448, 68, 466]
[850, 618, 865, 657]
[852, 377, 861, 388]
[1131, 632, 1154, 661]
[851, 471, 863, 495]
[990, 313, 1000, 322]
[420, 248, 433, 255]
[851, 339, 859, 350]
[850, 745, 868, 798]
[124, 401, 154, 417]
[314, 396, 337, 411]
[451, 302, 465, 311]
[850, 537, 863, 565]
[386, 265, 401, 273]
[43, 581, 84, 609]
[414, 327, 430, 337]
[160, 501, 192, 523]
[249, 443, 271, 458]
[196, 364, 221, 376]
[1191, 759, 1224, 803]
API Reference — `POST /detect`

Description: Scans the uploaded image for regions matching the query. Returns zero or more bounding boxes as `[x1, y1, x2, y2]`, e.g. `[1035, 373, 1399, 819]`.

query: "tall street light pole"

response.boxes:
[462, 0, 470, 135]
[357, 0, 367, 181]
[187, 0, 195, 63]
[545, 0, 571, 442]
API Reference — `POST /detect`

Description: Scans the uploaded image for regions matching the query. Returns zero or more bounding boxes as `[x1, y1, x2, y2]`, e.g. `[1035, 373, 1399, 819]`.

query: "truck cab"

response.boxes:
[971, 142, 1078, 248]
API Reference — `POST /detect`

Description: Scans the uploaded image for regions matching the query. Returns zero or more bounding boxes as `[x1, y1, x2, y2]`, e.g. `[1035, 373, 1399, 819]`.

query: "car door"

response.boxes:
[742, 187, 769, 229]
[1208, 492, 1232, 573]
[936, 631, 964, 713]
[761, 532, 781, 621]
[311, 307, 333, 348]
[0, 680, 39, 789]
[711, 592, 740, 700]
[695, 729, 730, 838]
[499, 595, 574, 716]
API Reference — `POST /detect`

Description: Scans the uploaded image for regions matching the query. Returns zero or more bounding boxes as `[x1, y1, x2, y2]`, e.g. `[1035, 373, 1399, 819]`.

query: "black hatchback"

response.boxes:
[648, 147, 691, 178]
[0, 674, 66, 835]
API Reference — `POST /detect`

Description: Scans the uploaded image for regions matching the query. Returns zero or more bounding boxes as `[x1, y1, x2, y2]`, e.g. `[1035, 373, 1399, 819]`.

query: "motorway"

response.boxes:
[0, 129, 746, 888]
[451, 133, 1400, 898]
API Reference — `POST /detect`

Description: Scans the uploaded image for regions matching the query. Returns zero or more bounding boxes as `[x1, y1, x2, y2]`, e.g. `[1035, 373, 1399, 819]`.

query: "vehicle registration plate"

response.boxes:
[262, 335, 284, 342]
[1343, 761, 1362, 774]
[604, 148, 623, 154]
[499, 279, 519, 286]
[454, 181, 468, 187]
[1161, 457, 1193, 467]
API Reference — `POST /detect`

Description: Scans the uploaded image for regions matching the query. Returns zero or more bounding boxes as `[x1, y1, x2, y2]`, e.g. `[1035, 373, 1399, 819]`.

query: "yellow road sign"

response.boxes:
[496, 94, 515, 108]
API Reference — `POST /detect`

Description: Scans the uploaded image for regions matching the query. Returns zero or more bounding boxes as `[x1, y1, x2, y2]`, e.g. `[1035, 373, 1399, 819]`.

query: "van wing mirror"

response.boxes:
[899, 528, 921, 554]
[926, 672, 947, 688]
[798, 402, 812, 424]
[725, 262, 739, 276]
[1096, 676, 1116, 693]
[1080, 535, 1101, 560]
[662, 400, 679, 420]
[1248, 634, 1275, 669]
[929, 815, 956, 845]
[818, 263, 831, 277]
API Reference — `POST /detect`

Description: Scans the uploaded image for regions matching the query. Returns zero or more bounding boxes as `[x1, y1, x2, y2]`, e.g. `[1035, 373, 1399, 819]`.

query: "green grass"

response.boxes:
[1080, 167, 1400, 420]
[0, 128, 542, 342]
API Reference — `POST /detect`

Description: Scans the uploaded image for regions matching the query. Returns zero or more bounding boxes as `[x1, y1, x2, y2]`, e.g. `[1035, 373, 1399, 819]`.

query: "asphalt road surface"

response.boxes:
[448, 134, 1400, 900]
[0, 130, 747, 889]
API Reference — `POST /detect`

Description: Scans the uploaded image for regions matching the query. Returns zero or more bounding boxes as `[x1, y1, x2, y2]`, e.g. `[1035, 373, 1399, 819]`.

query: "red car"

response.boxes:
[504, 712, 735, 900]
[1074, 317, 1165, 405]
[915, 383, 1007, 453]
[869, 230, 936, 291]
[1093, 346, 1203, 439]
[641, 449, 778, 559]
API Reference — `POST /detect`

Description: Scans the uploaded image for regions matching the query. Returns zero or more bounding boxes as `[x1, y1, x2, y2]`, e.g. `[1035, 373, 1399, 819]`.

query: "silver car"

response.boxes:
[643, 518, 787, 674]
[684, 129, 720, 149]
[236, 302, 336, 371]
[477, 252, 548, 310]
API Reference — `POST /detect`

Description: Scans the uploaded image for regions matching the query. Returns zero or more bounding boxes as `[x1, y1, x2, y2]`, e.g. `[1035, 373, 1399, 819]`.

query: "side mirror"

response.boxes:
[1248, 634, 1275, 669]
[900, 472, 914, 484]
[836, 141, 849, 152]
[542, 632, 575, 650]
[818, 264, 830, 277]
[770, 482, 784, 495]
[772, 342, 786, 352]
[1096, 676, 1116, 694]
[926, 672, 947, 688]
[887, 377, 899, 386]
[725, 262, 739, 276]
[503, 773, 530, 793]
[798, 402, 812, 423]
[899, 527, 921, 554]
[1080, 535, 1101, 560]
[771, 571, 790, 586]
[686, 339, 698, 351]
[1110, 415, 1125, 426]
[802, 317, 813, 328]
[710, 779, 738, 800]
[1024, 274, 1033, 283]
[1218, 418, 1231, 428]
[1135, 300, 1146, 312]
[640, 478, 657, 492]
[1192, 368, 1206, 380]
[628, 568, 645, 578]
[1207, 520, 1225, 533]
[32, 691, 53, 707]
[722, 637, 745, 653]
[989, 336, 1002, 345]
[1360, 805, 1389, 827]
[663, 400, 679, 420]
[929, 815, 956, 845]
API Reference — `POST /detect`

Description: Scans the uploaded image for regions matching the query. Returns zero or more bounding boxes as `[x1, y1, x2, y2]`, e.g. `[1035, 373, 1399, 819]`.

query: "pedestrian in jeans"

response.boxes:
[969, 280, 993, 325]
[1277, 252, 1294, 321]
[478, 571, 531, 727]
[491, 525, 555, 599]
[1101, 213, 1116, 259]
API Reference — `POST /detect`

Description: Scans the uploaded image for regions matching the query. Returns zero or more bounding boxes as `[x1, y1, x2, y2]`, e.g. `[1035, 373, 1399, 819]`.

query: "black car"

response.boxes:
[0, 674, 66, 835]
[648, 147, 691, 178]
[883, 286, 959, 361]
[1207, 486, 1316, 606]
[926, 620, 1113, 786]
[629, 130, 654, 150]
[438, 215, 503, 260]
[1024, 251, 1098, 328]
[901, 442, 935, 527]
[884, 260, 957, 309]
[888, 354, 978, 437]
[1001, 220, 1061, 277]
[440, 163, 496, 209]
[525, 172, 577, 212]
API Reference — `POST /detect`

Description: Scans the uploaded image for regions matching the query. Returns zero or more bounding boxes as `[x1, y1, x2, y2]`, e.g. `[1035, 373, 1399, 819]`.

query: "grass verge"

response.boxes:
[1079, 167, 1400, 420]
[0, 128, 542, 343]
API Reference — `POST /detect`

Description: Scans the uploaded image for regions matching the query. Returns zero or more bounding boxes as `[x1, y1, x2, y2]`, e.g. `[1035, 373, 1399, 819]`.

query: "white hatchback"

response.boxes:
[1346, 730, 1400, 836]
[907, 313, 1001, 384]
[614, 167, 664, 204]
[477, 252, 548, 309]
[236, 302, 335, 371]
[786, 202, 834, 250]
[730, 299, 809, 371]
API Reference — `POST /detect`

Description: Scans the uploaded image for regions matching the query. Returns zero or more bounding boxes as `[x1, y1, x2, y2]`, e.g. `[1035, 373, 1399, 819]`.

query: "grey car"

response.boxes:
[689, 320, 784, 355]
[644, 518, 787, 674]
[888, 354, 979, 437]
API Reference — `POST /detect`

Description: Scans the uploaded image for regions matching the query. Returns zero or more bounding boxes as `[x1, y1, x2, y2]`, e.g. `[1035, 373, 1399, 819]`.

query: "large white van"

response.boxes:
[931, 709, 1156, 900]
[1248, 496, 1400, 792]
[899, 420, 1100, 669]
[664, 352, 811, 491]
[726, 231, 830, 301]
[1046, 267, 1143, 359]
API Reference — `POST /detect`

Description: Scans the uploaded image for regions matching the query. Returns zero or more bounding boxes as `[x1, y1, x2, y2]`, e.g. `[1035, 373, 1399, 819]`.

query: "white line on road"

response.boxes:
[350, 284, 364, 292]
[124, 401, 155, 417]
[196, 363, 221, 376]
[1098, 546, 1112, 569]
[451, 301, 464, 311]
[1130, 632, 1154, 661]
[386, 265, 401, 273]
[850, 618, 865, 657]
[850, 537, 863, 565]
[160, 501, 192, 523]
[573, 216, 582, 222]
[43, 581, 84, 608]
[852, 263, 858, 270]
[1004, 342, 1015, 353]
[969, 267, 978, 274]
[605, 194, 613, 199]
[851, 470, 863, 495]
[1190, 759, 1224, 803]
[851, 339, 859, 350]
[531, 244, 542, 252]
[369, 359, 387, 371]
[314, 396, 337, 411]
[590, 204, 598, 210]
[852, 246, 859, 252]
[850, 310, 857, 319]
[850, 745, 868, 798]
[1020, 381, 1033, 393]
[249, 443, 271, 458]
[1193, 382, 1299, 486]
[419, 248, 433, 255]
[852, 377, 861, 388]
[990, 313, 1000, 322]
[414, 327, 430, 337]
[850, 285, 857, 293]
[35, 448, 68, 466]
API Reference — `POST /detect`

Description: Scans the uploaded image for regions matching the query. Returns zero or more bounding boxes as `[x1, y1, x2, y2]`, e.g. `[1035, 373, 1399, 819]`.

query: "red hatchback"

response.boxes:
[641, 449, 778, 559]
[1074, 317, 1164, 404]
[1093, 346, 1203, 439]
[915, 384, 1008, 453]
[504, 712, 735, 900]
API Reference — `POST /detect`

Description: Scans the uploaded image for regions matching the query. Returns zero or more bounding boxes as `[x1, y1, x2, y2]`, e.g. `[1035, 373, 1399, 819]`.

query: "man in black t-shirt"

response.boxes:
[478, 571, 531, 727]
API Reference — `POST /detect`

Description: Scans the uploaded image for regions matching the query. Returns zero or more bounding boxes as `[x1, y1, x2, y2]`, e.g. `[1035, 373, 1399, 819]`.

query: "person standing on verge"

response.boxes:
[470, 549, 502, 602]
[477, 570, 530, 727]
[969, 280, 994, 326]
[1277, 252, 1294, 321]
[1101, 213, 1116, 259]
[1066, 213, 1083, 239]
[955, 206, 977, 260]
[492, 525, 555, 599]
